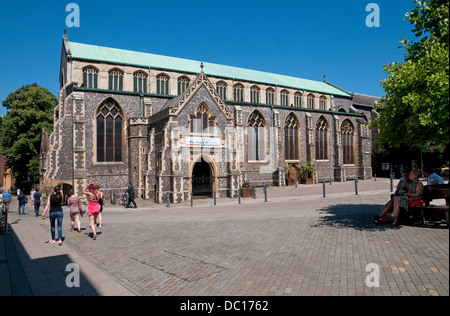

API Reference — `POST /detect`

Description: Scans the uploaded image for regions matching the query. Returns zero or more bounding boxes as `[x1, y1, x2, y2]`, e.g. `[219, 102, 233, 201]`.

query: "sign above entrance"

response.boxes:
[186, 137, 221, 147]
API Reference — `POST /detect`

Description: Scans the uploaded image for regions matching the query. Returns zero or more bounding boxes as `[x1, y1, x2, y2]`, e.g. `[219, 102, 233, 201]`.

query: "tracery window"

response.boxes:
[83, 66, 98, 89]
[247, 111, 266, 161]
[294, 92, 302, 108]
[250, 86, 260, 103]
[134, 71, 148, 93]
[315, 116, 329, 160]
[216, 81, 227, 100]
[266, 88, 275, 105]
[96, 99, 123, 163]
[178, 76, 190, 95]
[307, 94, 315, 109]
[108, 69, 124, 91]
[281, 90, 289, 107]
[342, 120, 355, 165]
[190, 104, 214, 134]
[234, 83, 244, 102]
[319, 96, 327, 110]
[157, 74, 170, 95]
[285, 114, 300, 160]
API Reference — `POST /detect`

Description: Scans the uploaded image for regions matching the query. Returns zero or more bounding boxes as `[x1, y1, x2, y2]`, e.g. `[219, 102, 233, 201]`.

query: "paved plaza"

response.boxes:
[1, 179, 448, 296]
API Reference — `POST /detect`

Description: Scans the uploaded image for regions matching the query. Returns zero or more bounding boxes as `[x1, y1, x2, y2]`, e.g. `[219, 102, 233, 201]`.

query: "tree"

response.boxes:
[371, 0, 449, 153]
[0, 84, 56, 190]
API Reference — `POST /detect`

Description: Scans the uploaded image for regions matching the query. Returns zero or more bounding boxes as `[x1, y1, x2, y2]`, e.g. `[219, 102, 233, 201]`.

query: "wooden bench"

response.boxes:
[412, 184, 449, 226]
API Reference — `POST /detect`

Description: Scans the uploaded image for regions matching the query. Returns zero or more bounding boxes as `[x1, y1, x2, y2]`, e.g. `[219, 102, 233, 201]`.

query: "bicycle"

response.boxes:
[108, 191, 116, 205]
[118, 192, 129, 206]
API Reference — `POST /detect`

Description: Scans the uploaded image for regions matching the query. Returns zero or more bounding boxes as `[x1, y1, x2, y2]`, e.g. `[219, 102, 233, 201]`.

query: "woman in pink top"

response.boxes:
[83, 183, 101, 240]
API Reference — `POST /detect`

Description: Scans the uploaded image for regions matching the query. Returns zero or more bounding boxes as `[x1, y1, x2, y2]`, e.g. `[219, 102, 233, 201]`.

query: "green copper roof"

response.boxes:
[68, 41, 352, 98]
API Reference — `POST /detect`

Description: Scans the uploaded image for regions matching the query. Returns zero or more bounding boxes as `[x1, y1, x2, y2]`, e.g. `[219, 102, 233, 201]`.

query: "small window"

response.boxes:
[108, 69, 124, 91]
[83, 66, 98, 89]
[157, 74, 170, 95]
[281, 90, 289, 106]
[216, 81, 227, 100]
[319, 96, 327, 110]
[307, 94, 315, 109]
[251, 86, 260, 103]
[178, 76, 190, 95]
[234, 84, 244, 102]
[266, 88, 275, 105]
[190, 104, 214, 134]
[134, 72, 148, 93]
[294, 92, 302, 108]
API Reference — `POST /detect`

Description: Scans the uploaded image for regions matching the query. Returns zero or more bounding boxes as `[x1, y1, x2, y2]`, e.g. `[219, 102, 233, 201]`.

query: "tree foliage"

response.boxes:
[0, 84, 56, 189]
[371, 0, 449, 152]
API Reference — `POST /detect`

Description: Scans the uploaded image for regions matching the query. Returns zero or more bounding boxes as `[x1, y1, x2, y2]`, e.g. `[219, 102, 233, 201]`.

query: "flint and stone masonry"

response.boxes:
[41, 34, 379, 203]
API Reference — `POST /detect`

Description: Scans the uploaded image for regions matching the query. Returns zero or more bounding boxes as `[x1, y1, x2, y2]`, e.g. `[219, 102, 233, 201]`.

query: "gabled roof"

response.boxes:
[68, 41, 353, 98]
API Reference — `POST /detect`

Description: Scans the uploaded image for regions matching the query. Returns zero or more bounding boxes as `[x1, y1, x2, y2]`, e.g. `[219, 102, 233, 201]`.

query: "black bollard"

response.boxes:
[191, 193, 193, 207]
[166, 193, 170, 208]
[238, 188, 241, 204]
[355, 177, 359, 195]
[214, 191, 217, 206]
[390, 174, 394, 192]
[264, 184, 267, 202]
[323, 180, 326, 198]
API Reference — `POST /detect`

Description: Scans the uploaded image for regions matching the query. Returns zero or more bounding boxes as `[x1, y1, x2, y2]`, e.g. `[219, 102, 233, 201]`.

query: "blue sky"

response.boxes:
[0, 0, 417, 116]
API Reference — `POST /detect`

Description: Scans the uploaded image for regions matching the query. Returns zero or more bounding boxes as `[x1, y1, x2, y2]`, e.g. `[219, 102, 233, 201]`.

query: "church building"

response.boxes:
[42, 34, 379, 203]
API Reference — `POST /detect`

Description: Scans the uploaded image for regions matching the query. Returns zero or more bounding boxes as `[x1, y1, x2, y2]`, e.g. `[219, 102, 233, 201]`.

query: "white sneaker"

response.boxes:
[58, 239, 63, 246]
[49, 239, 56, 244]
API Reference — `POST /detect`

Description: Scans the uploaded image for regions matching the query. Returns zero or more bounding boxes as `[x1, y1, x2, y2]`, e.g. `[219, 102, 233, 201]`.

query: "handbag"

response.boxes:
[408, 199, 424, 208]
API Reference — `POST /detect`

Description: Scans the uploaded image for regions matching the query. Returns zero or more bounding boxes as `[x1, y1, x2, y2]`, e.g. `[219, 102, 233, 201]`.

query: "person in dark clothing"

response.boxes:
[33, 189, 42, 217]
[125, 183, 137, 209]
[17, 191, 27, 215]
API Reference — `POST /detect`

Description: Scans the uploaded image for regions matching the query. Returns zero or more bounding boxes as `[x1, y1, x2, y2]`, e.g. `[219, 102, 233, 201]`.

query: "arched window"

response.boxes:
[266, 88, 275, 105]
[307, 94, 315, 109]
[342, 120, 355, 165]
[294, 92, 302, 108]
[108, 69, 124, 91]
[247, 111, 266, 161]
[83, 66, 98, 89]
[234, 83, 244, 102]
[250, 86, 260, 103]
[319, 96, 327, 110]
[133, 71, 148, 93]
[281, 90, 289, 107]
[216, 81, 227, 100]
[285, 114, 300, 160]
[315, 116, 329, 160]
[96, 99, 123, 162]
[177, 76, 190, 95]
[190, 104, 214, 134]
[157, 74, 170, 95]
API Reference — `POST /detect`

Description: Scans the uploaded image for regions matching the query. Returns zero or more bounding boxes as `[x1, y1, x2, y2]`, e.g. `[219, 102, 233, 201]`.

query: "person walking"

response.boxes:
[17, 190, 27, 215]
[2, 191, 12, 213]
[33, 188, 42, 217]
[67, 189, 83, 233]
[95, 185, 103, 228]
[125, 182, 137, 209]
[42, 186, 64, 246]
[83, 183, 101, 240]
